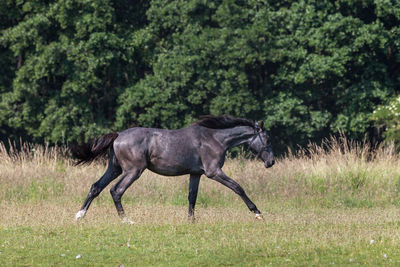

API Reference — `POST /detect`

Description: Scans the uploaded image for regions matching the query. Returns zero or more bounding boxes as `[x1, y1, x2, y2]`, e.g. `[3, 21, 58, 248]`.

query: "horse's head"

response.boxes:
[248, 120, 275, 168]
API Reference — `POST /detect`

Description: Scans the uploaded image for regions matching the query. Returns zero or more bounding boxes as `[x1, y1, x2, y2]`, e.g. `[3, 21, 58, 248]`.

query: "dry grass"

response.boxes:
[1, 138, 400, 266]
[1, 136, 400, 213]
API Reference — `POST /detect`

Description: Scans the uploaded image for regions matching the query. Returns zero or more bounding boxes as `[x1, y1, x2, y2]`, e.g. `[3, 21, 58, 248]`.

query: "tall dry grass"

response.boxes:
[2, 138, 400, 267]
[1, 136, 399, 210]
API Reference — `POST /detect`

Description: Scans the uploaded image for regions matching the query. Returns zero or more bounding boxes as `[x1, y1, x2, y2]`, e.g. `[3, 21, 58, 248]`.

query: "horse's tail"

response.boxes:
[70, 132, 119, 165]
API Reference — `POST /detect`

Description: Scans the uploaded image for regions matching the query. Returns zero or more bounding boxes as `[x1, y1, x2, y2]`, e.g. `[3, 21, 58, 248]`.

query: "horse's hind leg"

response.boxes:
[75, 162, 122, 220]
[110, 168, 144, 224]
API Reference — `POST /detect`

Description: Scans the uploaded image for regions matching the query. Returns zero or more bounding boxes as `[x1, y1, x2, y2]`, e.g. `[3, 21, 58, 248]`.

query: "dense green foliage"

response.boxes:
[1, 0, 399, 152]
[371, 95, 400, 148]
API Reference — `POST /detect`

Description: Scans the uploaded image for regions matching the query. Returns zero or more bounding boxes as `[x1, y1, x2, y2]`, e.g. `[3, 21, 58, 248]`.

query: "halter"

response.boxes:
[248, 129, 270, 158]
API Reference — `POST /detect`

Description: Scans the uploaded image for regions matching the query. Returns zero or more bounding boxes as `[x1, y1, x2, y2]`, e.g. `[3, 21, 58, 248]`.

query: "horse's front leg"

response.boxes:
[207, 169, 263, 220]
[188, 174, 201, 221]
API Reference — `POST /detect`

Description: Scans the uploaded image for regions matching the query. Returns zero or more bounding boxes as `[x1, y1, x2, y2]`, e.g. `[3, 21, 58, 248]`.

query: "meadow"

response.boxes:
[0, 137, 400, 266]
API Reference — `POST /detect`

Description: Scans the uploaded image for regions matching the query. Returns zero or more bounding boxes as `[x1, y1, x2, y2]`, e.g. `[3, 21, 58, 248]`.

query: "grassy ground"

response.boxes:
[1, 138, 400, 266]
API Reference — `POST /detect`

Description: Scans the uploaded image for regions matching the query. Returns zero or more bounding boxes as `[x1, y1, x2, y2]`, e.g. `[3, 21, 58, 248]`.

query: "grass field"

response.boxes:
[1, 138, 400, 266]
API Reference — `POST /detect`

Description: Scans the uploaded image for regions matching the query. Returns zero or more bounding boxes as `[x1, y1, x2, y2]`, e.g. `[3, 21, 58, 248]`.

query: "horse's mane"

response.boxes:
[193, 115, 255, 129]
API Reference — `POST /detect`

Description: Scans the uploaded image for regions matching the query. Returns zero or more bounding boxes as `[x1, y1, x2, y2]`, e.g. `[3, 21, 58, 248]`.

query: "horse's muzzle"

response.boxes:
[264, 160, 275, 168]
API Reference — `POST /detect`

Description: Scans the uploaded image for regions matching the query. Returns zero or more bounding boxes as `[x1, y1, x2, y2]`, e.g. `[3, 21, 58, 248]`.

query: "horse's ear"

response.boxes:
[259, 120, 264, 131]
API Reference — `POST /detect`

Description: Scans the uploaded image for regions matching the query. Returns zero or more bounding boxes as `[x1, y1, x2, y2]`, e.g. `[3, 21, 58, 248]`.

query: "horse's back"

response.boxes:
[113, 126, 207, 175]
[146, 126, 205, 175]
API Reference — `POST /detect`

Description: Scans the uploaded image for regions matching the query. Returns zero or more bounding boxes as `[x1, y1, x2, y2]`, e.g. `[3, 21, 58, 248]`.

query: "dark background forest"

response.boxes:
[1, 0, 399, 154]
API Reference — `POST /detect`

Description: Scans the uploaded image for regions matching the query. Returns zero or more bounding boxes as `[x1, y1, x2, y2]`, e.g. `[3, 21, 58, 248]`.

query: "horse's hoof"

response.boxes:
[75, 210, 86, 221]
[122, 217, 134, 225]
[188, 216, 196, 223]
[255, 213, 264, 220]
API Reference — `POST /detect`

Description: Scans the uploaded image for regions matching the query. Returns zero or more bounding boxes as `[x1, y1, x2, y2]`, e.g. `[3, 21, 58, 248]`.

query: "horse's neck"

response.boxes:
[215, 126, 254, 149]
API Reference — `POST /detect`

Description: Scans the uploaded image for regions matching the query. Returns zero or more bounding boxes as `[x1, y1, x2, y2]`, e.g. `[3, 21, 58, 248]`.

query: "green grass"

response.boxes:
[1, 206, 399, 266]
[1, 138, 400, 266]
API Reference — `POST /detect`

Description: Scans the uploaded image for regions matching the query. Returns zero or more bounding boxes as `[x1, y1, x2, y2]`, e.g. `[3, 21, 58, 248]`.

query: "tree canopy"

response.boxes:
[1, 0, 399, 153]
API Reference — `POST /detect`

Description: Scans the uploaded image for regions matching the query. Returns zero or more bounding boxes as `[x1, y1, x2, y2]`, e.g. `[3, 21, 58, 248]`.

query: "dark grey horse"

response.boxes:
[72, 115, 274, 223]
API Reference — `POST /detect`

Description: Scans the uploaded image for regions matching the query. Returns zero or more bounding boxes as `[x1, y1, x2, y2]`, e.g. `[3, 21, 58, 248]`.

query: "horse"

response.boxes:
[72, 115, 275, 223]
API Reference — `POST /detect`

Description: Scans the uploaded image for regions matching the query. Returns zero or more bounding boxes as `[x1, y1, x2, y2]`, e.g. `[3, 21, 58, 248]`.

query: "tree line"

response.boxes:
[1, 0, 399, 153]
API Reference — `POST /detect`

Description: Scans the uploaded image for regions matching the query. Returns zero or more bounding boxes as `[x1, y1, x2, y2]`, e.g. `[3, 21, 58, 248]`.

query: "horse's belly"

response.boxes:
[147, 165, 202, 176]
[147, 158, 203, 176]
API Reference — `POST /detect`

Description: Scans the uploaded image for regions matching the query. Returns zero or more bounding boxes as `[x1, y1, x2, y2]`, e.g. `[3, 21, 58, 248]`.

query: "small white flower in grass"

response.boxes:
[383, 254, 387, 259]
[20, 246, 24, 249]
[349, 258, 354, 262]
[76, 254, 82, 259]
[370, 239, 375, 244]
